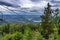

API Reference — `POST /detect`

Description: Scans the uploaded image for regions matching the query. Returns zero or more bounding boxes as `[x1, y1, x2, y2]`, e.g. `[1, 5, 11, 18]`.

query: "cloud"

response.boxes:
[20, 0, 48, 8]
[55, 0, 60, 1]
[0, 0, 19, 7]
[0, 1, 14, 7]
[0, 0, 60, 8]
[31, 0, 40, 2]
[0, 0, 48, 15]
[0, 0, 60, 15]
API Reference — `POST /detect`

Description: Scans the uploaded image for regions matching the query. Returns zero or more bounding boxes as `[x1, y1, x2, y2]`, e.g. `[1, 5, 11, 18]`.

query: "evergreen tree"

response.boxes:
[41, 3, 52, 40]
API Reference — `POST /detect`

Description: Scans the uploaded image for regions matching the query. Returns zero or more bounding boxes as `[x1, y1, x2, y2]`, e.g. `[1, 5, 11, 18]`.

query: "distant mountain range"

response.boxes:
[0, 15, 41, 24]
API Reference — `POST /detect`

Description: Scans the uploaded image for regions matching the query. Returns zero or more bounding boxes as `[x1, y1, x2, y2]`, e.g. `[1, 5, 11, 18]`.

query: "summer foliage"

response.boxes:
[0, 3, 60, 40]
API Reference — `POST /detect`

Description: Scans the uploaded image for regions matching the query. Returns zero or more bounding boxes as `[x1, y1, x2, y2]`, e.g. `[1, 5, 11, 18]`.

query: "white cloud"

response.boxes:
[0, 0, 60, 9]
[20, 0, 34, 8]
[55, 0, 60, 1]
[0, 5, 18, 15]
[20, 0, 48, 8]
[0, 5, 9, 12]
[0, 0, 60, 15]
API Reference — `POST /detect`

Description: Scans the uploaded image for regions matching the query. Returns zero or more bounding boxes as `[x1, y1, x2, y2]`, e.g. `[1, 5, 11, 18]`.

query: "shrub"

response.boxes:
[1, 32, 22, 40]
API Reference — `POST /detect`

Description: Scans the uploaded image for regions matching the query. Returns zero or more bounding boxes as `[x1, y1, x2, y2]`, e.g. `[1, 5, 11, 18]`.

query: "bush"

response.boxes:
[1, 32, 22, 40]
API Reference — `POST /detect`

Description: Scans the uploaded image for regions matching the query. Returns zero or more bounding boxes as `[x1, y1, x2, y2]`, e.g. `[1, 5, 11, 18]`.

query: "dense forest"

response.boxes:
[0, 3, 60, 40]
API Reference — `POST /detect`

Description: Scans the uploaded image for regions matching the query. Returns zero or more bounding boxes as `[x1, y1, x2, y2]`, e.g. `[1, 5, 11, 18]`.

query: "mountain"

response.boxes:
[0, 15, 41, 24]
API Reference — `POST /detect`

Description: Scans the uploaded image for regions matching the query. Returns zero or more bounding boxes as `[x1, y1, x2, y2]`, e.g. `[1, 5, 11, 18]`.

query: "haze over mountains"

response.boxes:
[0, 15, 41, 24]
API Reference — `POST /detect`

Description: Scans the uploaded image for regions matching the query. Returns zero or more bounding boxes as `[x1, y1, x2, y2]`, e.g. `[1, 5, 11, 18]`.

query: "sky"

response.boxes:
[0, 0, 60, 15]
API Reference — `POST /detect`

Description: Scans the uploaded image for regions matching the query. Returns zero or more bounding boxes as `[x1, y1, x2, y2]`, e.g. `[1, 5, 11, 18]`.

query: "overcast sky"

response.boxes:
[0, 0, 60, 15]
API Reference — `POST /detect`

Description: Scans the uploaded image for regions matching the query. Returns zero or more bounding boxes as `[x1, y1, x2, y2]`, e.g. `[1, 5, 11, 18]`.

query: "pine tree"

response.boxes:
[41, 3, 52, 40]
